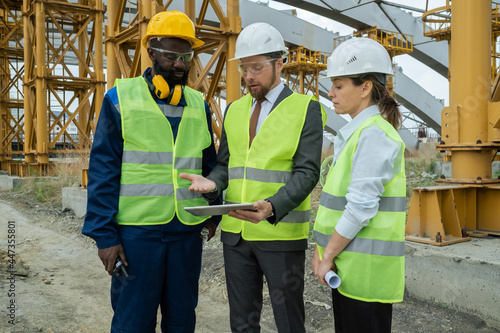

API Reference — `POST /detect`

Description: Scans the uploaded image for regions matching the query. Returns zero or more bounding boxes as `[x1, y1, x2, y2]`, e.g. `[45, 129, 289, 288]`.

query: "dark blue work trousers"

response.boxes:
[110, 225, 203, 333]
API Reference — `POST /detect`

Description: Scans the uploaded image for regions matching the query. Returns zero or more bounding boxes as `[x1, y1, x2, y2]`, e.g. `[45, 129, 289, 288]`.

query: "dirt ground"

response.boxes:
[1, 189, 499, 333]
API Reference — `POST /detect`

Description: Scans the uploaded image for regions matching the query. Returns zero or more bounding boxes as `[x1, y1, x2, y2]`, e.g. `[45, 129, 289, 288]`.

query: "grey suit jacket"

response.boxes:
[206, 85, 324, 251]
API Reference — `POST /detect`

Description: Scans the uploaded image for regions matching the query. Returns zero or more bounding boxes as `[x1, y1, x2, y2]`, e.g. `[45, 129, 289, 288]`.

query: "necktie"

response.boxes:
[249, 98, 265, 146]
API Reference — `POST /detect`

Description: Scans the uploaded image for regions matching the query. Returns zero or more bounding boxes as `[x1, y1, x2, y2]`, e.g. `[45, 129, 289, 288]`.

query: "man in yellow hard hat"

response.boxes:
[82, 10, 220, 332]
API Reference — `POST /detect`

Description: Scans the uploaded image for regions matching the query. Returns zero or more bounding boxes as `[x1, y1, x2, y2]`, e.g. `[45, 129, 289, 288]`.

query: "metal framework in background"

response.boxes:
[1, 0, 105, 176]
[282, 46, 328, 99]
[105, 0, 241, 149]
[406, 0, 500, 245]
[0, 1, 24, 171]
[0, 0, 241, 177]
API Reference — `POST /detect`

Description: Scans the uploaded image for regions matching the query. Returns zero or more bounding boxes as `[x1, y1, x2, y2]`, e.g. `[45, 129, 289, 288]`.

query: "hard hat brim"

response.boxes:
[142, 35, 205, 49]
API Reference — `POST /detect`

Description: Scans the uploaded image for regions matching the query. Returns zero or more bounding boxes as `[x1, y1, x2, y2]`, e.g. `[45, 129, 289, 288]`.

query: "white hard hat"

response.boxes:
[232, 22, 288, 60]
[325, 37, 394, 81]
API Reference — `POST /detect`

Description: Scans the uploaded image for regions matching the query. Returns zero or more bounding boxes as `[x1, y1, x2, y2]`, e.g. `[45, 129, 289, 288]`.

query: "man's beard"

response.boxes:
[247, 65, 277, 100]
[153, 61, 190, 87]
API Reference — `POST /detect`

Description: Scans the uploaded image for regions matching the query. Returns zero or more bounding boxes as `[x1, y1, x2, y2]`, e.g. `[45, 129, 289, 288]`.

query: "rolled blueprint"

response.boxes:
[325, 270, 341, 289]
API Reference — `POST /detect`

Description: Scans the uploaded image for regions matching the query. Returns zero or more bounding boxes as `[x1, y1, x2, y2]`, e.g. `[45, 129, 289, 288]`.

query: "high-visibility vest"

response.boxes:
[314, 114, 406, 303]
[222, 93, 326, 241]
[114, 76, 211, 225]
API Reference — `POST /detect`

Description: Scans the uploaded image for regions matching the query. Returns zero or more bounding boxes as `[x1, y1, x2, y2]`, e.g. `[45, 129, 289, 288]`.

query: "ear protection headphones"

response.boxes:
[151, 75, 182, 105]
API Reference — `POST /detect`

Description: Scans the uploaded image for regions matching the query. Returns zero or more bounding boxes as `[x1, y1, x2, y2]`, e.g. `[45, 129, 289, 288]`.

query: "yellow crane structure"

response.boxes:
[406, 0, 500, 245]
[1, 0, 105, 176]
[1, 0, 335, 180]
[0, 0, 243, 176]
[282, 46, 328, 99]
[104, 0, 242, 149]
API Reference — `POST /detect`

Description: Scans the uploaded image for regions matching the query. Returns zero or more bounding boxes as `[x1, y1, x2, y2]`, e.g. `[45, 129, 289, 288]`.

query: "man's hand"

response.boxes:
[179, 173, 216, 193]
[202, 221, 217, 242]
[228, 200, 273, 224]
[98, 244, 127, 275]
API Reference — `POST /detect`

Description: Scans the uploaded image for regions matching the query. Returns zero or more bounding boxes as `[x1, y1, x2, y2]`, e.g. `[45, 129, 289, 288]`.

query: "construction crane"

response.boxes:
[405, 0, 500, 245]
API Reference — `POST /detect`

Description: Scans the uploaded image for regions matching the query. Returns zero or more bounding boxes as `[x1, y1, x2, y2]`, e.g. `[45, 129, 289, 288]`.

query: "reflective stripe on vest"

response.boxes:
[228, 167, 292, 183]
[313, 230, 405, 257]
[319, 192, 406, 212]
[313, 114, 406, 303]
[114, 76, 211, 225]
[221, 92, 326, 241]
[122, 151, 173, 164]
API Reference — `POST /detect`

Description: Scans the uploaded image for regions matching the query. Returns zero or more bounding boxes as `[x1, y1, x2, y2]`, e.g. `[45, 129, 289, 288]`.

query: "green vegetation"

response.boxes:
[12, 154, 88, 207]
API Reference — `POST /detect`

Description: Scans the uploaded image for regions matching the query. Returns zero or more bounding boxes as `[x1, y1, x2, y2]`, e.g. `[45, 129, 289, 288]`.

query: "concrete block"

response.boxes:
[405, 238, 500, 330]
[62, 186, 87, 218]
[0, 175, 27, 190]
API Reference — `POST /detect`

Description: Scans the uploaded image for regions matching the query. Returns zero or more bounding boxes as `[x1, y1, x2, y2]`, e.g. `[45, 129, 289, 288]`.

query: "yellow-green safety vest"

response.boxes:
[114, 76, 211, 225]
[222, 93, 326, 241]
[314, 114, 406, 303]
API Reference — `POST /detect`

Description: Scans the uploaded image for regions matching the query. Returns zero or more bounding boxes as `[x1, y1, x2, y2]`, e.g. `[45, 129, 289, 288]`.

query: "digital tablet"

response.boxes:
[184, 203, 257, 216]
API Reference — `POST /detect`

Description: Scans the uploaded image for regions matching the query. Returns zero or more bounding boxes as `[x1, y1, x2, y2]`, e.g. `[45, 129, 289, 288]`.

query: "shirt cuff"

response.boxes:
[202, 191, 219, 202]
[94, 235, 121, 250]
[334, 214, 364, 240]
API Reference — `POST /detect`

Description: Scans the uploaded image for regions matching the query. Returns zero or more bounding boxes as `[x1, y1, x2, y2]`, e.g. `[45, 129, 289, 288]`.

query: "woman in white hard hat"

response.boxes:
[312, 37, 406, 332]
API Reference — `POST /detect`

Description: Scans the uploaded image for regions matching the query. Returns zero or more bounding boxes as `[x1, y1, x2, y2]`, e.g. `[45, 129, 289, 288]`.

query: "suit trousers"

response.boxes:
[331, 288, 393, 333]
[223, 239, 306, 333]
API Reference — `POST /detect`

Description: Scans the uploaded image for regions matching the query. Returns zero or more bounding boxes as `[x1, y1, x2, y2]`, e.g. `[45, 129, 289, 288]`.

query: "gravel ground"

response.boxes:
[0, 189, 499, 333]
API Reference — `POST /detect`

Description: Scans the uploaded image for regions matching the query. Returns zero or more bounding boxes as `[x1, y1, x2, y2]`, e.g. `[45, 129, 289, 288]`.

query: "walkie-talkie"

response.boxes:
[113, 256, 129, 278]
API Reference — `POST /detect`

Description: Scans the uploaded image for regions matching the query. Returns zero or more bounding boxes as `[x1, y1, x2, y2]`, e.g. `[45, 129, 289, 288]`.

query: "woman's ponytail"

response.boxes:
[352, 75, 402, 130]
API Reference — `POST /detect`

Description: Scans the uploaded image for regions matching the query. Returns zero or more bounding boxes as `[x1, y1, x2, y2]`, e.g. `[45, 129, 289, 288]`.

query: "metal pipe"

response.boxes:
[105, 0, 120, 91]
[79, 0, 88, 150]
[449, 0, 491, 180]
[95, 0, 105, 123]
[139, 0, 152, 73]
[226, 0, 241, 103]
[35, 0, 48, 164]
[23, 0, 34, 163]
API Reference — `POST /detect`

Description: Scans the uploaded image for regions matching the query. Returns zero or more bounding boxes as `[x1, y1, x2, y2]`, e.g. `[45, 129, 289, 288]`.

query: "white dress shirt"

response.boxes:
[332, 105, 404, 240]
[250, 82, 285, 134]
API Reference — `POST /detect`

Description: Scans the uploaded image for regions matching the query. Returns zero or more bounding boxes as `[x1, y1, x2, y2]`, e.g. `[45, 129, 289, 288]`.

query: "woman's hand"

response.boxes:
[316, 257, 336, 287]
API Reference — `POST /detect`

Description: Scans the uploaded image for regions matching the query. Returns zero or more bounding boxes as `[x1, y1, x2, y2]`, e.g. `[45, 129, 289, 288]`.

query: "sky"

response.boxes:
[265, 0, 450, 107]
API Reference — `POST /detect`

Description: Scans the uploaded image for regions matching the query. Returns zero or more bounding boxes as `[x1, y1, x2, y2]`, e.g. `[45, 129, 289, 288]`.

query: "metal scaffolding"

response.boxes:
[282, 46, 328, 99]
[0, 0, 105, 176]
[104, 0, 241, 149]
[0, 0, 241, 176]
[0, 1, 24, 168]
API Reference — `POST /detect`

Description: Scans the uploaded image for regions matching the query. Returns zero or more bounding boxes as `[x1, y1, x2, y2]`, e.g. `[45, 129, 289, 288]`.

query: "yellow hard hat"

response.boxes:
[142, 11, 204, 49]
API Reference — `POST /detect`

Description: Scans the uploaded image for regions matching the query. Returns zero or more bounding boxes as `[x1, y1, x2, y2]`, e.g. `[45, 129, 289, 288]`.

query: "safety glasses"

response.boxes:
[237, 59, 277, 75]
[150, 47, 194, 63]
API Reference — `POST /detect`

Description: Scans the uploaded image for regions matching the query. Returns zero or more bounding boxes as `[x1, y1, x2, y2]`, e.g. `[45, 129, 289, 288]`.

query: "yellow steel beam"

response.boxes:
[407, 0, 500, 244]
[225, 0, 241, 104]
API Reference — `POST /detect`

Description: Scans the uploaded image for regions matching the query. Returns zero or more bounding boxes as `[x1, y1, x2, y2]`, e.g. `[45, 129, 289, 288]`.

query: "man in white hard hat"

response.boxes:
[181, 22, 326, 332]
